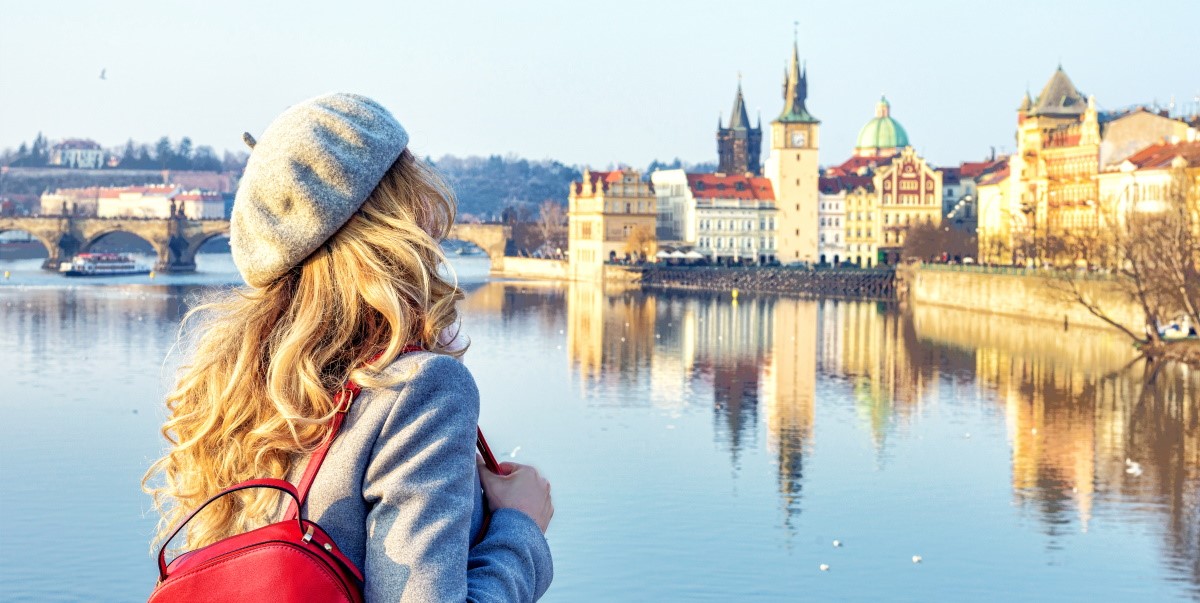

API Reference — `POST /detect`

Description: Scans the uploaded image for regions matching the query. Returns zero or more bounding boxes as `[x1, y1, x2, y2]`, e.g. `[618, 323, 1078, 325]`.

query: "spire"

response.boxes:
[728, 79, 751, 130]
[875, 96, 890, 118]
[1031, 65, 1087, 117]
[1018, 89, 1032, 112]
[776, 37, 818, 124]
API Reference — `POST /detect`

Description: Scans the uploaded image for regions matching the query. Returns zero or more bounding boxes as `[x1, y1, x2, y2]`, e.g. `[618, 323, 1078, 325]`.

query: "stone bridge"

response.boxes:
[0, 215, 230, 272]
[447, 223, 511, 273]
[0, 217, 512, 274]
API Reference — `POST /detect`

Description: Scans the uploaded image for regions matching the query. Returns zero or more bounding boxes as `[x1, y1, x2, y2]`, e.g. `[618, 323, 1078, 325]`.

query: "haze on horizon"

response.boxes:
[1, 0, 1196, 169]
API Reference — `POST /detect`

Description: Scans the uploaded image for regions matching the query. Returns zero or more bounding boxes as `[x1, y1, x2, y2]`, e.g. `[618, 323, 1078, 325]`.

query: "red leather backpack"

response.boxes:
[148, 380, 369, 603]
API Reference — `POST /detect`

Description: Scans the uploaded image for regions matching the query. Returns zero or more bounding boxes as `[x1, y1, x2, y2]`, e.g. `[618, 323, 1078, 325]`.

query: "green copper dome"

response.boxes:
[855, 97, 908, 153]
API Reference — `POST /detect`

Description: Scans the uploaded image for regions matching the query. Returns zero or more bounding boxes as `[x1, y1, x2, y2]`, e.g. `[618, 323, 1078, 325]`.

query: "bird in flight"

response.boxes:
[100, 68, 107, 80]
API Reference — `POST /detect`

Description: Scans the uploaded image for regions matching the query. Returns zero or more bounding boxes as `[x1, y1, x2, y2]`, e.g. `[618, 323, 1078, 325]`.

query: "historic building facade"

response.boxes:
[40, 185, 224, 219]
[717, 82, 762, 176]
[824, 98, 941, 266]
[875, 147, 943, 263]
[1096, 141, 1200, 240]
[979, 66, 1199, 266]
[976, 163, 1013, 264]
[652, 169, 778, 264]
[567, 168, 657, 280]
[763, 41, 820, 265]
[689, 172, 777, 264]
[816, 181, 846, 265]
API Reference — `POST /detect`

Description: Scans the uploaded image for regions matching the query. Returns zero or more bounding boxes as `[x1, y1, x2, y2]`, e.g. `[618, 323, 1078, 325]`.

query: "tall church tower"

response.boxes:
[717, 81, 762, 175]
[764, 39, 820, 264]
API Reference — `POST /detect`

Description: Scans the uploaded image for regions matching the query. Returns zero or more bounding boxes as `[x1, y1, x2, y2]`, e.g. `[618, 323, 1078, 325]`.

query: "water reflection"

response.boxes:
[481, 280, 1200, 595]
[6, 274, 1195, 600]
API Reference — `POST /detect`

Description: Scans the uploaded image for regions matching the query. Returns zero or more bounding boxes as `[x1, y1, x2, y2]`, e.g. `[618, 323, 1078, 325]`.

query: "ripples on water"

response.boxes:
[0, 254, 1197, 602]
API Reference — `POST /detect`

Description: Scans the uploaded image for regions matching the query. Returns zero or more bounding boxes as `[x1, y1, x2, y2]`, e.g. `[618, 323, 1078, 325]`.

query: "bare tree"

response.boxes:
[1048, 167, 1200, 367]
[901, 221, 976, 262]
[536, 200, 567, 255]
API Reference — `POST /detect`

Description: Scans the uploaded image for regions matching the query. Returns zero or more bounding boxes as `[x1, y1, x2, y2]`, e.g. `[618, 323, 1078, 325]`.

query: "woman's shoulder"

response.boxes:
[355, 351, 480, 425]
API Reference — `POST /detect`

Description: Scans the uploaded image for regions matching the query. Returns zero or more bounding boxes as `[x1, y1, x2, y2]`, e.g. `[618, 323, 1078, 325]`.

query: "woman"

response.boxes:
[145, 93, 553, 601]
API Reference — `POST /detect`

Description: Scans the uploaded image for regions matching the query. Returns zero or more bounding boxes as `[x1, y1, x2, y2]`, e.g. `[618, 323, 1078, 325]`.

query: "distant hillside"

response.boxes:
[428, 155, 581, 221]
[428, 154, 718, 221]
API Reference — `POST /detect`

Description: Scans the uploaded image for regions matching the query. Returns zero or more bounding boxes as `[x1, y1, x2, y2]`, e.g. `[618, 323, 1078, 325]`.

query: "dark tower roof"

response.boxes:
[776, 39, 818, 124]
[727, 82, 752, 130]
[1031, 66, 1087, 117]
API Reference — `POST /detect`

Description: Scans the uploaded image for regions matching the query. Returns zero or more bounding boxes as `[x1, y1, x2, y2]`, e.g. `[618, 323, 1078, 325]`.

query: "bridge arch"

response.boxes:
[0, 227, 55, 259]
[79, 227, 169, 264]
[446, 223, 511, 273]
[184, 230, 231, 259]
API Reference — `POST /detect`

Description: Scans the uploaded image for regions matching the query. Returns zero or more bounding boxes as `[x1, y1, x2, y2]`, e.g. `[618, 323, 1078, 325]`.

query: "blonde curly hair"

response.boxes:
[145, 150, 464, 551]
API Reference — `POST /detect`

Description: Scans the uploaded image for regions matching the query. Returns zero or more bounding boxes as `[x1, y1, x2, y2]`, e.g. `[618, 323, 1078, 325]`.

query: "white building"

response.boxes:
[651, 169, 694, 244]
[817, 182, 846, 265]
[652, 170, 779, 264]
[692, 173, 778, 264]
[41, 185, 224, 219]
[49, 139, 107, 169]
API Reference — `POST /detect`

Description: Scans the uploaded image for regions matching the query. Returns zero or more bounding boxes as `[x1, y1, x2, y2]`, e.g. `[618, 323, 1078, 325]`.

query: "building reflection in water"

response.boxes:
[563, 282, 815, 515]
[913, 304, 1198, 586]
[467, 279, 1198, 592]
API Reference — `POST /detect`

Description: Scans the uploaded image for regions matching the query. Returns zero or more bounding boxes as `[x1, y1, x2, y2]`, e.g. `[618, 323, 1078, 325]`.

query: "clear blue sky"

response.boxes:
[1, 0, 1196, 169]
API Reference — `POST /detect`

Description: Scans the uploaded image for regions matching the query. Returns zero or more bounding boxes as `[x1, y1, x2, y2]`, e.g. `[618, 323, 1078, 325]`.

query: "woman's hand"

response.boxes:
[477, 457, 554, 533]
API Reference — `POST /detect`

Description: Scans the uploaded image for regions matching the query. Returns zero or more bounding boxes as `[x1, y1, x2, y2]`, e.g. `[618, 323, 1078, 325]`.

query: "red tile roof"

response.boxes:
[959, 158, 1007, 179]
[53, 185, 181, 199]
[1124, 141, 1200, 169]
[686, 173, 775, 200]
[587, 170, 626, 184]
[976, 164, 1011, 186]
[826, 154, 895, 177]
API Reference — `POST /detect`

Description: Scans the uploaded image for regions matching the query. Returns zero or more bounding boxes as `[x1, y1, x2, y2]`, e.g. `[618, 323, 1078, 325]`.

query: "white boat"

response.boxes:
[1157, 316, 1196, 341]
[59, 253, 151, 277]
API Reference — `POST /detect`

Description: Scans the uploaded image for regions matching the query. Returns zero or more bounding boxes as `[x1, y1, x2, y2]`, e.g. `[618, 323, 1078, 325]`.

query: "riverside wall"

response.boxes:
[636, 266, 896, 300]
[494, 257, 569, 280]
[902, 265, 1144, 333]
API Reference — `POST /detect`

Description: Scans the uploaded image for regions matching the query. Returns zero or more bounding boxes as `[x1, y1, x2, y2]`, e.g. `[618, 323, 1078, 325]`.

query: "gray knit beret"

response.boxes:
[230, 93, 408, 288]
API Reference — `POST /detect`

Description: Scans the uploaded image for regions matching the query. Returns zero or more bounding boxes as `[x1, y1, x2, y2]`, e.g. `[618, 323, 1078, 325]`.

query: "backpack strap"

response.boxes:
[285, 345, 424, 520]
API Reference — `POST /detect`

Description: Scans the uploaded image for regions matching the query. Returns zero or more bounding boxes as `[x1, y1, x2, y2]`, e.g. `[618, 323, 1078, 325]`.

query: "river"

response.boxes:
[0, 253, 1197, 601]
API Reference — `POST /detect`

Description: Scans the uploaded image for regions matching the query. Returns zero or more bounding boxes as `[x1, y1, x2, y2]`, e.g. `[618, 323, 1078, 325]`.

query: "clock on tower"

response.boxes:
[790, 130, 807, 148]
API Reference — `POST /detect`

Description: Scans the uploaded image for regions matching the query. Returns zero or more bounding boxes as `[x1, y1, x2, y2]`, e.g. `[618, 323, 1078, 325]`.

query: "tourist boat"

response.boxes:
[58, 253, 151, 277]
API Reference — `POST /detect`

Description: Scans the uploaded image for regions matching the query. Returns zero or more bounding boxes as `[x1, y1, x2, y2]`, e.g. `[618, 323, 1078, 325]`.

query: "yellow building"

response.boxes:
[841, 182, 878, 268]
[976, 163, 1014, 264]
[875, 147, 943, 263]
[989, 66, 1198, 266]
[763, 40, 820, 265]
[567, 167, 657, 280]
[1096, 140, 1200, 254]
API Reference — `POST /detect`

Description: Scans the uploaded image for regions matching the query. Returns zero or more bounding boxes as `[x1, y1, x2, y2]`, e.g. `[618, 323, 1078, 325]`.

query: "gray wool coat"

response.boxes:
[288, 352, 553, 602]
